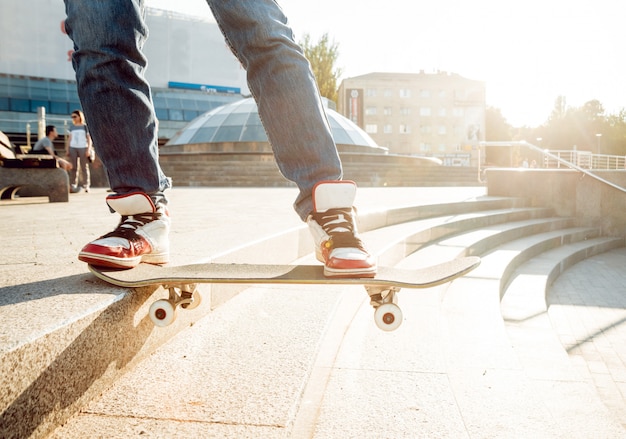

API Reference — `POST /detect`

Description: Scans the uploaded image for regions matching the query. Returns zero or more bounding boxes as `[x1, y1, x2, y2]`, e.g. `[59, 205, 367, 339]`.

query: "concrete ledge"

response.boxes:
[486, 168, 626, 236]
[1, 199, 466, 439]
[0, 167, 69, 202]
[2, 194, 521, 439]
[3, 188, 623, 439]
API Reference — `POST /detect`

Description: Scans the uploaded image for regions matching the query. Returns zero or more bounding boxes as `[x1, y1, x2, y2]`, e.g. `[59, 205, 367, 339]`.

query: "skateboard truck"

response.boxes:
[148, 283, 202, 327]
[366, 285, 403, 331]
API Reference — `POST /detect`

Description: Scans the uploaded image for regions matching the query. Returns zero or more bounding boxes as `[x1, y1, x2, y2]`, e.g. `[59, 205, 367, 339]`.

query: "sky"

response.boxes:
[146, 0, 625, 127]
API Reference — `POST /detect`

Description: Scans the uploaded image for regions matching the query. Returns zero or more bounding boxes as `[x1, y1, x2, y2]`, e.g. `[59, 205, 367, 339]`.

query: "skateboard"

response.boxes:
[89, 256, 480, 332]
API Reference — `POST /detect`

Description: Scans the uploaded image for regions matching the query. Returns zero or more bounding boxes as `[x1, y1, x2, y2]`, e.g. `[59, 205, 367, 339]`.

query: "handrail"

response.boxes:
[479, 140, 626, 195]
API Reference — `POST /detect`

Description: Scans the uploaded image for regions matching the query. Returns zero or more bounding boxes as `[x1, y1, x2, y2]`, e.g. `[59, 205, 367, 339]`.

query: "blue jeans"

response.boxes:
[63, 0, 342, 221]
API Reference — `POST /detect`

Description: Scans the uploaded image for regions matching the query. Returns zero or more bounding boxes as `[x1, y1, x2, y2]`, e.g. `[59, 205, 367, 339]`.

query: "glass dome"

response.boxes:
[166, 97, 383, 150]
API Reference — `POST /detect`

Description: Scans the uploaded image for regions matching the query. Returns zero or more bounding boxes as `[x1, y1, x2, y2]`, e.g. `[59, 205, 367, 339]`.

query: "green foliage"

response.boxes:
[540, 96, 626, 155]
[485, 106, 513, 165]
[493, 96, 626, 156]
[485, 106, 512, 141]
[300, 33, 342, 103]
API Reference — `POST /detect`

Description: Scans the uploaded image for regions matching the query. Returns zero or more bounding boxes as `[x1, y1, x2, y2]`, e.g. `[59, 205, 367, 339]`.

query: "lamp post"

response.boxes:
[595, 133, 602, 154]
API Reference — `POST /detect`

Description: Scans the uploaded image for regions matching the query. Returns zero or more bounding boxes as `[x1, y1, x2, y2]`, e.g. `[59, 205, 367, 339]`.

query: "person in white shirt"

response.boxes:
[66, 109, 93, 192]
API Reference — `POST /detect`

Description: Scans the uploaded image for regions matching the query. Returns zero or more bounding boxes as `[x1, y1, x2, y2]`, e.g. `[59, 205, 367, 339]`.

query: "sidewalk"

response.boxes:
[1, 187, 625, 438]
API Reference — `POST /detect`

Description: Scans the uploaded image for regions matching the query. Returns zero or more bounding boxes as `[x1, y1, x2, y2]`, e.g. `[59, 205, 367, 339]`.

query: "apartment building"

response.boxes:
[338, 72, 485, 165]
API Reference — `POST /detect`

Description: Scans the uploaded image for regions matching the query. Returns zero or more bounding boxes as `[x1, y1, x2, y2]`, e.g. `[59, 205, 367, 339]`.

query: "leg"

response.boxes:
[206, 0, 375, 276]
[77, 148, 90, 191]
[207, 0, 342, 220]
[69, 147, 79, 186]
[63, 0, 170, 197]
[56, 157, 72, 172]
[64, 0, 170, 268]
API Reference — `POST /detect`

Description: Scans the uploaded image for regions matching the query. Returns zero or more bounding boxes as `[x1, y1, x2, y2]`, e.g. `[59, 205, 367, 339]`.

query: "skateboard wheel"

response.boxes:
[149, 299, 176, 327]
[374, 303, 403, 331]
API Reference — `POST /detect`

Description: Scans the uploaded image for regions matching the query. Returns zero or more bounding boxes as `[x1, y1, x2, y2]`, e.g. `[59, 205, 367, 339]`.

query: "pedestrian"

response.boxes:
[31, 124, 72, 171]
[63, 1, 376, 278]
[66, 109, 93, 192]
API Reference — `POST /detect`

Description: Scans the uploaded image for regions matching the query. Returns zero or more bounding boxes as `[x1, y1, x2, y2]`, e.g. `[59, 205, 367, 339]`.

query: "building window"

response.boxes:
[383, 89, 393, 97]
[400, 107, 411, 116]
[419, 107, 431, 116]
[365, 124, 378, 134]
[438, 125, 447, 135]
[365, 106, 377, 115]
[453, 108, 464, 117]
[400, 124, 411, 134]
[420, 125, 432, 134]
[383, 107, 392, 116]
[399, 89, 411, 98]
[420, 89, 430, 98]
[169, 109, 184, 121]
[438, 108, 447, 117]
[420, 143, 432, 152]
[366, 88, 377, 97]
[383, 124, 393, 134]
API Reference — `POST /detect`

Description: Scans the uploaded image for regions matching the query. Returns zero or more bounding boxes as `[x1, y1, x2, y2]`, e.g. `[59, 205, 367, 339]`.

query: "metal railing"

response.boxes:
[479, 141, 626, 194]
[0, 110, 71, 148]
[544, 150, 626, 170]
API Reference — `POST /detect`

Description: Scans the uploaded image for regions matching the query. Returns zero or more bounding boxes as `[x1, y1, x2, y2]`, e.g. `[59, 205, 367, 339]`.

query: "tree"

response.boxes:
[484, 106, 513, 166]
[300, 33, 342, 103]
[606, 110, 626, 156]
[543, 98, 609, 153]
[485, 106, 512, 141]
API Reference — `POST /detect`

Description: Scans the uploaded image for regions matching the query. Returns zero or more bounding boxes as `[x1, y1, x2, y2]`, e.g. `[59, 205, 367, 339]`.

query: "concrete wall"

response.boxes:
[486, 168, 626, 236]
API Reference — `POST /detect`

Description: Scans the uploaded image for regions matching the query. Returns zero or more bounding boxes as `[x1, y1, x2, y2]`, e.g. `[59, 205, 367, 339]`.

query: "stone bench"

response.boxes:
[0, 131, 69, 203]
[0, 167, 69, 202]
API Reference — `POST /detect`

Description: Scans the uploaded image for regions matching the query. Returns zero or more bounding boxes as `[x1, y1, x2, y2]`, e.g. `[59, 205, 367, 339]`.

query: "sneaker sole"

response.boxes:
[323, 266, 377, 278]
[79, 251, 169, 269]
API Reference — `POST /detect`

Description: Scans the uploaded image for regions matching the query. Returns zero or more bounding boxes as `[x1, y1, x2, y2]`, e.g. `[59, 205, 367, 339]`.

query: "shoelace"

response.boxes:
[310, 208, 367, 251]
[101, 212, 161, 240]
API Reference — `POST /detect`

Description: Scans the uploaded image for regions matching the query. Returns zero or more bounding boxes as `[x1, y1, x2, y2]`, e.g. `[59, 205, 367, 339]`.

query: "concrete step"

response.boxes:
[46, 205, 626, 438]
[394, 216, 579, 268]
[4, 187, 625, 438]
[471, 227, 603, 297]
[501, 236, 625, 325]
[368, 207, 556, 267]
[0, 191, 496, 439]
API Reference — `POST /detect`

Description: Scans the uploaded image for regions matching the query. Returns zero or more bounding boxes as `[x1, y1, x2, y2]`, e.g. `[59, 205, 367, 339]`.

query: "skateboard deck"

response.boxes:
[89, 256, 480, 331]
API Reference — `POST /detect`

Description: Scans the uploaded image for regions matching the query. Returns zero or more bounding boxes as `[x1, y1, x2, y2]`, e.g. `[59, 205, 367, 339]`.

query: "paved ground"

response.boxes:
[548, 249, 626, 424]
[1, 187, 626, 438]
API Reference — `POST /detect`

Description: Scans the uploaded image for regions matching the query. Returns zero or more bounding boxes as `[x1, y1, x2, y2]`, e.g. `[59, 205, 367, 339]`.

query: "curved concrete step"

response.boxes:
[501, 236, 625, 324]
[4, 187, 624, 439]
[368, 207, 555, 266]
[471, 227, 602, 297]
[0, 193, 500, 439]
[394, 217, 577, 268]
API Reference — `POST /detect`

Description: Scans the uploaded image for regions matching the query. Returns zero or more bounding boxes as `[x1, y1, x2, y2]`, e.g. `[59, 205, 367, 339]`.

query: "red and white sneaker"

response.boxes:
[78, 192, 170, 269]
[307, 181, 377, 278]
